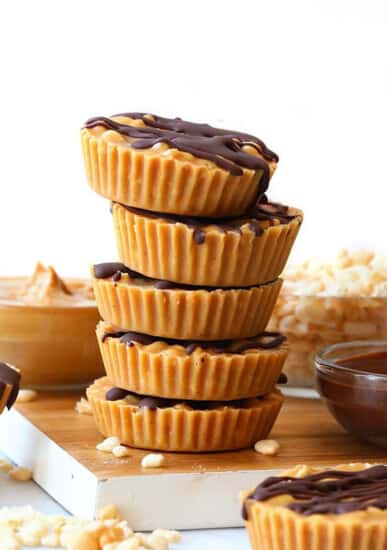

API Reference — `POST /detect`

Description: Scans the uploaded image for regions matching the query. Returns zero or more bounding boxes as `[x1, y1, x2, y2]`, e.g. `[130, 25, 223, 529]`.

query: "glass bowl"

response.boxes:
[269, 294, 387, 389]
[315, 340, 387, 447]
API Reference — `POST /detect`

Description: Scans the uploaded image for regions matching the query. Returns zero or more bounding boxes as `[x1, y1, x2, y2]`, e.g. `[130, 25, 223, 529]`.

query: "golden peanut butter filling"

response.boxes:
[0, 263, 94, 306]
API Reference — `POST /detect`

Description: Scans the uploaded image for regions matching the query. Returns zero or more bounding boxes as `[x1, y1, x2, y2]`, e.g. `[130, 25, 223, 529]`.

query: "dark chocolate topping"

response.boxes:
[84, 113, 278, 194]
[105, 387, 259, 411]
[277, 372, 288, 385]
[112, 271, 122, 282]
[117, 198, 298, 244]
[105, 387, 130, 402]
[243, 465, 387, 520]
[93, 263, 132, 280]
[138, 397, 164, 410]
[0, 362, 20, 409]
[93, 262, 275, 292]
[101, 329, 285, 355]
[122, 199, 296, 229]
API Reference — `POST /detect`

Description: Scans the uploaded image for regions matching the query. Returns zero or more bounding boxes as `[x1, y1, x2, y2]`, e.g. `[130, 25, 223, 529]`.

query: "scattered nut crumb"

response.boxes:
[8, 467, 33, 481]
[0, 504, 181, 550]
[97, 504, 120, 521]
[96, 437, 121, 453]
[0, 459, 13, 472]
[41, 532, 61, 546]
[254, 439, 280, 456]
[16, 389, 37, 403]
[146, 533, 169, 550]
[152, 529, 182, 543]
[75, 397, 92, 415]
[141, 453, 165, 469]
[112, 445, 131, 459]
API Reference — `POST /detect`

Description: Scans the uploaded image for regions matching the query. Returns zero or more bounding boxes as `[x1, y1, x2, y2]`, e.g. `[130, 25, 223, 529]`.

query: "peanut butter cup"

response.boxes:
[87, 377, 284, 452]
[97, 321, 288, 401]
[92, 264, 282, 340]
[81, 113, 278, 218]
[242, 463, 387, 550]
[112, 201, 302, 287]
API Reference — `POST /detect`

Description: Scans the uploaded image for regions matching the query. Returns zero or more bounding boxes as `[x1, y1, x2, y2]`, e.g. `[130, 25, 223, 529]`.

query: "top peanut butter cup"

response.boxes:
[81, 113, 278, 218]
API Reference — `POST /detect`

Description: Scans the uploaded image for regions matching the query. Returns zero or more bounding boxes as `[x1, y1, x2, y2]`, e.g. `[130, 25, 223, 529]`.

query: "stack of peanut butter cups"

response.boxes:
[81, 113, 303, 452]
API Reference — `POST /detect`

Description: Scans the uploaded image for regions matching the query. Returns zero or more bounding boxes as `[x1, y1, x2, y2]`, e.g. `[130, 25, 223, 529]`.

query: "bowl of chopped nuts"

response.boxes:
[269, 250, 387, 393]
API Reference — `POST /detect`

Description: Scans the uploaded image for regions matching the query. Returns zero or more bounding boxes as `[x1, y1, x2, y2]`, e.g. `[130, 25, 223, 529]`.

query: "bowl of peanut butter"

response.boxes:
[0, 263, 104, 388]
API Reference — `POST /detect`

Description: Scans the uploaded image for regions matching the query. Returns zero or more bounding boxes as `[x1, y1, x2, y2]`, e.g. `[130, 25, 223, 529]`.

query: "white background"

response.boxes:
[0, 3, 386, 546]
[0, 0, 386, 279]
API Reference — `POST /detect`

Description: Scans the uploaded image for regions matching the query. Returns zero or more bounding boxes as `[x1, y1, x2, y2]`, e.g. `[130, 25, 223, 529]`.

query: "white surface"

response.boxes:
[0, 407, 278, 530]
[0, 451, 249, 549]
[0, 0, 386, 277]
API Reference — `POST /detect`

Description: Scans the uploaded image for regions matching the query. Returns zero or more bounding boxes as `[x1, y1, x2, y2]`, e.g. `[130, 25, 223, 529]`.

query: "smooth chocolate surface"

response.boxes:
[84, 113, 278, 196]
[243, 465, 387, 519]
[101, 329, 286, 355]
[0, 362, 20, 409]
[337, 350, 387, 375]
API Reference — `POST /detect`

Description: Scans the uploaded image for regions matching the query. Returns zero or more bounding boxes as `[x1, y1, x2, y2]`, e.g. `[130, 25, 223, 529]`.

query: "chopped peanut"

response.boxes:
[0, 504, 181, 549]
[141, 453, 165, 469]
[8, 467, 33, 481]
[96, 437, 121, 453]
[75, 397, 92, 415]
[254, 439, 280, 456]
[112, 445, 131, 459]
[16, 389, 37, 403]
[97, 504, 120, 521]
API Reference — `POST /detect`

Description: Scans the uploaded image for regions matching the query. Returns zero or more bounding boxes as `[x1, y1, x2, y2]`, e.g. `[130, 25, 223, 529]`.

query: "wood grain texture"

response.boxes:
[14, 393, 387, 480]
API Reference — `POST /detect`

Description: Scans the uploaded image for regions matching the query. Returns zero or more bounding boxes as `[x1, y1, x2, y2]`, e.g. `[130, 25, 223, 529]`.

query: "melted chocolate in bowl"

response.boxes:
[337, 351, 387, 374]
[316, 342, 387, 447]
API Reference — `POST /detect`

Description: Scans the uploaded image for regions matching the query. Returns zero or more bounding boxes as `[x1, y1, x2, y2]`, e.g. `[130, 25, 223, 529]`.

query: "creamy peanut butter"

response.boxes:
[0, 263, 94, 306]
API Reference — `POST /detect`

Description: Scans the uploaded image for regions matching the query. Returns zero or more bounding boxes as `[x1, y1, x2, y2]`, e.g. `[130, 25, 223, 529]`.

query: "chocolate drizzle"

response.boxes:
[0, 363, 20, 409]
[93, 262, 275, 292]
[243, 465, 387, 520]
[101, 329, 285, 355]
[105, 387, 256, 411]
[93, 262, 133, 280]
[105, 387, 129, 402]
[118, 198, 298, 244]
[84, 113, 278, 195]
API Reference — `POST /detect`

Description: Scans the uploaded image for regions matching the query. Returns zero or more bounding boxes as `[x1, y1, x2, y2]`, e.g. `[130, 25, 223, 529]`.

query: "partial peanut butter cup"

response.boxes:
[242, 463, 387, 550]
[87, 377, 284, 452]
[112, 201, 302, 287]
[81, 113, 278, 218]
[97, 321, 288, 400]
[92, 266, 282, 340]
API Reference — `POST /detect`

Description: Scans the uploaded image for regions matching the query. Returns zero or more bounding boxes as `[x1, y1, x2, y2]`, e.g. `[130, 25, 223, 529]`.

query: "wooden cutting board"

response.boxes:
[0, 393, 386, 530]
